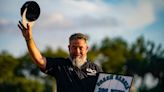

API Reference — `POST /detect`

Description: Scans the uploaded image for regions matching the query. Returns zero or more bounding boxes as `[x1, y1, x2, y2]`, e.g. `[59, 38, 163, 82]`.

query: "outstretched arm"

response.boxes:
[18, 21, 46, 70]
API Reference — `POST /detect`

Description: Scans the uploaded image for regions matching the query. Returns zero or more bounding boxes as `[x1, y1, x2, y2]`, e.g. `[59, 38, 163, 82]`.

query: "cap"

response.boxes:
[21, 1, 40, 22]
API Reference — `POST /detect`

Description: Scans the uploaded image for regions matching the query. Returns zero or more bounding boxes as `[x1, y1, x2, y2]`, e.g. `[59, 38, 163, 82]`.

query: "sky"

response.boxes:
[0, 0, 164, 57]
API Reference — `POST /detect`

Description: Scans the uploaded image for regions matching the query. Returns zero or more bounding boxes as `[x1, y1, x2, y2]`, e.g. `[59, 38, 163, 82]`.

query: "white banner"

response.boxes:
[94, 73, 133, 92]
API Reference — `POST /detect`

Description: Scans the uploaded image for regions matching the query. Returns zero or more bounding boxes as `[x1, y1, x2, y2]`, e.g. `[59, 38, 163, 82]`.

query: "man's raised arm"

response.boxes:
[18, 21, 46, 70]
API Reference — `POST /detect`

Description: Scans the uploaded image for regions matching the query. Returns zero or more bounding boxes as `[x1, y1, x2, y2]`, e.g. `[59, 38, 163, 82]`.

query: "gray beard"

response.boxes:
[72, 56, 86, 69]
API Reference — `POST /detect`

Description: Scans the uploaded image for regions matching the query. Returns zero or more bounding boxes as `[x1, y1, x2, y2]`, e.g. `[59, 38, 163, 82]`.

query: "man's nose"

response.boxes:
[75, 48, 80, 54]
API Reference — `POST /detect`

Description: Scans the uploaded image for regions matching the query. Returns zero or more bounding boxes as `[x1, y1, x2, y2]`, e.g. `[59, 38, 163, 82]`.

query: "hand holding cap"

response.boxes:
[20, 1, 40, 28]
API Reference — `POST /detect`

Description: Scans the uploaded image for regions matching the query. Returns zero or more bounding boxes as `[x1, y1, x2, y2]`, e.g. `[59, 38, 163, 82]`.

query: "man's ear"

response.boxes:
[68, 45, 70, 51]
[86, 45, 89, 52]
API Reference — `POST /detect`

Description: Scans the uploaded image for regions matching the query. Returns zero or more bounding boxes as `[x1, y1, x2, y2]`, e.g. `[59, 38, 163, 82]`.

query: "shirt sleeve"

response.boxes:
[40, 57, 66, 77]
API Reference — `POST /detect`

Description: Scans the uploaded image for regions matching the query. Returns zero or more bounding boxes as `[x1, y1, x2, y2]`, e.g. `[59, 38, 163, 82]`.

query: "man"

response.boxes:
[18, 21, 102, 92]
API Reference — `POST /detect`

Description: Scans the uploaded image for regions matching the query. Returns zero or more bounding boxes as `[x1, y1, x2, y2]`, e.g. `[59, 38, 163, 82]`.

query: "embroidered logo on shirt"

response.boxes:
[86, 68, 97, 76]
[68, 67, 73, 71]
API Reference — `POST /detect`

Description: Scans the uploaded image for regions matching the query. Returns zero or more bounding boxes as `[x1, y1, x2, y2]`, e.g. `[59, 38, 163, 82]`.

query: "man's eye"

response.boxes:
[73, 47, 76, 49]
[80, 47, 83, 50]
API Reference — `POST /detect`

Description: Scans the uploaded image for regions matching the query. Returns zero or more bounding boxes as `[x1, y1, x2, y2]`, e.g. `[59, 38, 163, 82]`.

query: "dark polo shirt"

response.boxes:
[42, 57, 102, 92]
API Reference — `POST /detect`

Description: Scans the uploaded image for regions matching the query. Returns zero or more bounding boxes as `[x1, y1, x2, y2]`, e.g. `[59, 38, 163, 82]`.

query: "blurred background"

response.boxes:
[0, 0, 164, 92]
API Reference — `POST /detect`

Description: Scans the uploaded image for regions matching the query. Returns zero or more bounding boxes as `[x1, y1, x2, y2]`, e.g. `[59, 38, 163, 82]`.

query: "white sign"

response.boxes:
[94, 73, 133, 92]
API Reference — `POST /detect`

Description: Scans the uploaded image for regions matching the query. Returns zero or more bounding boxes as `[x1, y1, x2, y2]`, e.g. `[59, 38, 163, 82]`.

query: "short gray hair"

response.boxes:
[69, 33, 88, 43]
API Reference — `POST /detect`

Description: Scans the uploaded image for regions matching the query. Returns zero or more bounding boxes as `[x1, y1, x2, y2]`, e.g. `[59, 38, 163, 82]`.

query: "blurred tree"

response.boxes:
[42, 46, 68, 58]
[99, 37, 128, 73]
[125, 36, 164, 92]
[0, 51, 44, 92]
[88, 43, 100, 62]
[0, 51, 19, 80]
[0, 77, 44, 92]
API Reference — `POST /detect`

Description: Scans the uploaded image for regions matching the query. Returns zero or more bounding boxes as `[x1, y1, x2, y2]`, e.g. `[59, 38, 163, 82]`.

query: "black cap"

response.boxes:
[21, 1, 40, 22]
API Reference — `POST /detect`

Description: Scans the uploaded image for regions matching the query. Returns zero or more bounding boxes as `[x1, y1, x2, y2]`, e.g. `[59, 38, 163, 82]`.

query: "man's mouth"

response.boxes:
[74, 54, 81, 57]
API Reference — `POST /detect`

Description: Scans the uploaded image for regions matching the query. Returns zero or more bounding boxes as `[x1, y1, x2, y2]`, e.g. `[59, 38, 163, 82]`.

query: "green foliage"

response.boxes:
[0, 51, 19, 80]
[42, 46, 68, 58]
[0, 77, 44, 92]
[15, 52, 40, 77]
[88, 43, 100, 62]
[99, 37, 128, 74]
[0, 51, 46, 92]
